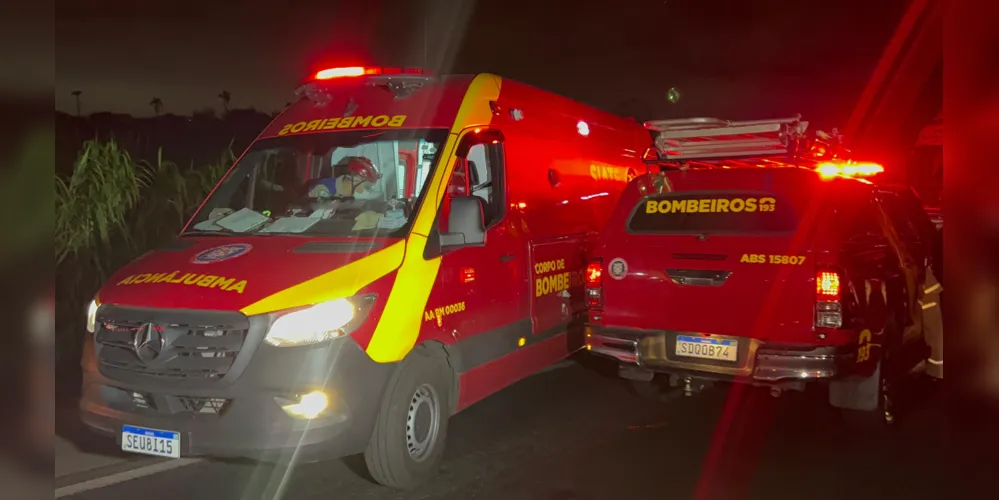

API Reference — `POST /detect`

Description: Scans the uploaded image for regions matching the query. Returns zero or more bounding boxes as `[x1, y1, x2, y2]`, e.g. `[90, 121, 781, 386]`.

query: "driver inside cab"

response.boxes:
[306, 156, 384, 201]
[295, 156, 401, 231]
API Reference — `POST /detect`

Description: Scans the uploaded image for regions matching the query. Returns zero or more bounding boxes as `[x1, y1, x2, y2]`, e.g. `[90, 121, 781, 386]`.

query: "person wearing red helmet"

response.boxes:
[334, 156, 384, 201]
[304, 156, 384, 200]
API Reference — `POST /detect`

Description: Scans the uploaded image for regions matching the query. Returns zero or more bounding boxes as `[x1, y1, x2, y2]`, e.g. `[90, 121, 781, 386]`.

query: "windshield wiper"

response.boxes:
[181, 228, 286, 237]
[179, 228, 239, 237]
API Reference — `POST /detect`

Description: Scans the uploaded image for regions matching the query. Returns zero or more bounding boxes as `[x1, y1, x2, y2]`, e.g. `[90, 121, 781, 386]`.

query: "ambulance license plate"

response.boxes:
[121, 425, 180, 458]
[675, 335, 737, 362]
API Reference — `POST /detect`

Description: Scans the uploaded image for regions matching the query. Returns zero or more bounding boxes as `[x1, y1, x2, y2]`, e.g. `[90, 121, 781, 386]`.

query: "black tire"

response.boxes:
[364, 347, 452, 489]
[628, 376, 683, 401]
[629, 378, 663, 400]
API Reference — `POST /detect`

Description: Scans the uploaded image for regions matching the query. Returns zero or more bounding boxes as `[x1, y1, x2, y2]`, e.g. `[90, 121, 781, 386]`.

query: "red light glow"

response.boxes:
[585, 262, 603, 287]
[314, 67, 378, 80]
[461, 267, 476, 283]
[816, 271, 841, 299]
[816, 161, 884, 179]
[313, 66, 431, 81]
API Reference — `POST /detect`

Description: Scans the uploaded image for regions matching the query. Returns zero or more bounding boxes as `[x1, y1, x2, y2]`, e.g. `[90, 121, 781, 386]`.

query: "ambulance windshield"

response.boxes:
[186, 129, 448, 237]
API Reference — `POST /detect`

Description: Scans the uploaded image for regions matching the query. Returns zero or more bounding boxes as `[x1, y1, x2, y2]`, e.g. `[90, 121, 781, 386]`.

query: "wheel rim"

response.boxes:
[405, 383, 441, 462]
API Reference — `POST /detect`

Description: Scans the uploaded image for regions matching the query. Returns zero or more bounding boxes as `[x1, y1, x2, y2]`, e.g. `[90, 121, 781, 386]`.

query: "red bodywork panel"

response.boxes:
[592, 168, 875, 347]
[98, 237, 400, 312]
[418, 78, 651, 409]
[258, 76, 472, 139]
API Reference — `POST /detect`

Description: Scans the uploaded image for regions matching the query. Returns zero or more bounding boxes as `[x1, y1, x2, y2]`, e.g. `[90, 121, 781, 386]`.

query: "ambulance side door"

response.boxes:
[529, 236, 588, 348]
[427, 130, 531, 406]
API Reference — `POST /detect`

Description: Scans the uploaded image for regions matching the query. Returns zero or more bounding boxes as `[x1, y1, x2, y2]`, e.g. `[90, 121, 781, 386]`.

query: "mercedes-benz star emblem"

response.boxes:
[132, 323, 165, 363]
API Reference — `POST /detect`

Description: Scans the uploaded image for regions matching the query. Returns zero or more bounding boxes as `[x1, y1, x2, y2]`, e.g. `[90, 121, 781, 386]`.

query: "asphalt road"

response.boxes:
[56, 357, 944, 500]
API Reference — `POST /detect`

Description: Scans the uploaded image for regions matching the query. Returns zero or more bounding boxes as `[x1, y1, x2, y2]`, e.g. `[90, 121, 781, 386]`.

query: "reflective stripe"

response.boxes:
[365, 74, 504, 363]
[239, 241, 406, 316]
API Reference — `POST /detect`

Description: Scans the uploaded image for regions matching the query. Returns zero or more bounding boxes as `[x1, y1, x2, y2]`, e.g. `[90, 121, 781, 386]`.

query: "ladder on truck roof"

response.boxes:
[644, 115, 810, 162]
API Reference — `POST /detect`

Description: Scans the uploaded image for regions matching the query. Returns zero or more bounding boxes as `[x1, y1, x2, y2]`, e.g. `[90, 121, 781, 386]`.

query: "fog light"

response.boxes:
[280, 391, 329, 419]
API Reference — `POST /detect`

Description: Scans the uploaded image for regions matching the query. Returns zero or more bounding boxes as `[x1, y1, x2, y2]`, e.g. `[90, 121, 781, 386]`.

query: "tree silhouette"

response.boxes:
[71, 90, 82, 116]
[218, 90, 231, 114]
[149, 97, 163, 116]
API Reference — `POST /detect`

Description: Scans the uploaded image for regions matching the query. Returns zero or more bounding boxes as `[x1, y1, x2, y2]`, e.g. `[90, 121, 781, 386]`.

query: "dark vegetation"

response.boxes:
[55, 109, 272, 378]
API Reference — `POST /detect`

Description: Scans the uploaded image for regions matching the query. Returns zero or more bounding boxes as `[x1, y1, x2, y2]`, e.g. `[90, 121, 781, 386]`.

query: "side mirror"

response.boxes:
[440, 196, 486, 248]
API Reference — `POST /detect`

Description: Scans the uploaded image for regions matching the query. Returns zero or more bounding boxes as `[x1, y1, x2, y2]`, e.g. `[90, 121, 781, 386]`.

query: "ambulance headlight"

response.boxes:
[86, 299, 100, 334]
[264, 295, 376, 347]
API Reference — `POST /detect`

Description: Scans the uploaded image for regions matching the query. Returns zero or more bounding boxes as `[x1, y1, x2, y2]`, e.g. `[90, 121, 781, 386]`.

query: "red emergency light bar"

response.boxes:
[815, 161, 884, 179]
[312, 66, 432, 81]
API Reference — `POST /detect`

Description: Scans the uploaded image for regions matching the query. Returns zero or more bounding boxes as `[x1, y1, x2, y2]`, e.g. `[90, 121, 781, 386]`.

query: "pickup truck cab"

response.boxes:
[584, 116, 932, 425]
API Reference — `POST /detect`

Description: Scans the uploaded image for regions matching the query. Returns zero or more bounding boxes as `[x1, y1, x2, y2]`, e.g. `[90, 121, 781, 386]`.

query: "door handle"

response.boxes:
[665, 269, 731, 287]
[499, 253, 515, 263]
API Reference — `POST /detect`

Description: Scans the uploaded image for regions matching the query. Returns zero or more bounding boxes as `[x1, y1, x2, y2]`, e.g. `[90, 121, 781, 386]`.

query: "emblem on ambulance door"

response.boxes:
[191, 244, 253, 265]
[608, 258, 628, 280]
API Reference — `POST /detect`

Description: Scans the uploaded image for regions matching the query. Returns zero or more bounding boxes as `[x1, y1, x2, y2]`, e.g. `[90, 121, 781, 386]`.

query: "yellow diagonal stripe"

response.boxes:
[365, 74, 503, 363]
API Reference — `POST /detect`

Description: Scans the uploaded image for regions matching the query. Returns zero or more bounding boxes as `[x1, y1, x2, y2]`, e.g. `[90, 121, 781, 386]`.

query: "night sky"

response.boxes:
[55, 0, 909, 129]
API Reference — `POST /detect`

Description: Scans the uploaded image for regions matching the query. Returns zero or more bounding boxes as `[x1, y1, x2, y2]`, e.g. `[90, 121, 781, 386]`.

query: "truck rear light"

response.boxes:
[816, 271, 840, 300]
[585, 260, 603, 310]
[815, 302, 842, 329]
[815, 270, 842, 329]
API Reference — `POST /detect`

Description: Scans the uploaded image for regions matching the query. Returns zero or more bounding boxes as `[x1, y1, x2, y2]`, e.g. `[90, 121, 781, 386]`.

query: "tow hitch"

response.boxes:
[676, 375, 712, 396]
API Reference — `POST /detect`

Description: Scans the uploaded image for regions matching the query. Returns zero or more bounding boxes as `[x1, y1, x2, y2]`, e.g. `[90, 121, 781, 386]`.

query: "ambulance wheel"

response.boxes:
[364, 347, 451, 489]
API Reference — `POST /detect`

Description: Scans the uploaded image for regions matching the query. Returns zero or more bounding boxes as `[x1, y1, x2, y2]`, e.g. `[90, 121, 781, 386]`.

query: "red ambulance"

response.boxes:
[78, 66, 650, 488]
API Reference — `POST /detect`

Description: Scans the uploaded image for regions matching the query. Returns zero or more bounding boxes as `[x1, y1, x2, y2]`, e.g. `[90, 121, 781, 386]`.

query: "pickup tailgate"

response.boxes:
[601, 190, 819, 343]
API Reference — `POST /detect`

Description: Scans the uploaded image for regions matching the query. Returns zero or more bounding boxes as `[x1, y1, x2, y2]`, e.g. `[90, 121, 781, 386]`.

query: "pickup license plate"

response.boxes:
[675, 335, 738, 362]
[121, 425, 181, 458]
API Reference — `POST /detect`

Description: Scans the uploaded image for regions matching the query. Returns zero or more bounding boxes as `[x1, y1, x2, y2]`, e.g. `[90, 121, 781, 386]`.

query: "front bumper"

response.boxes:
[78, 311, 395, 462]
[585, 326, 856, 384]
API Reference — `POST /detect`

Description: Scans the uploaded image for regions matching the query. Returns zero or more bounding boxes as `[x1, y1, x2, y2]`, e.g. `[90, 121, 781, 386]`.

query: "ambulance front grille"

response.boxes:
[108, 387, 230, 415]
[178, 396, 229, 414]
[94, 307, 249, 381]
